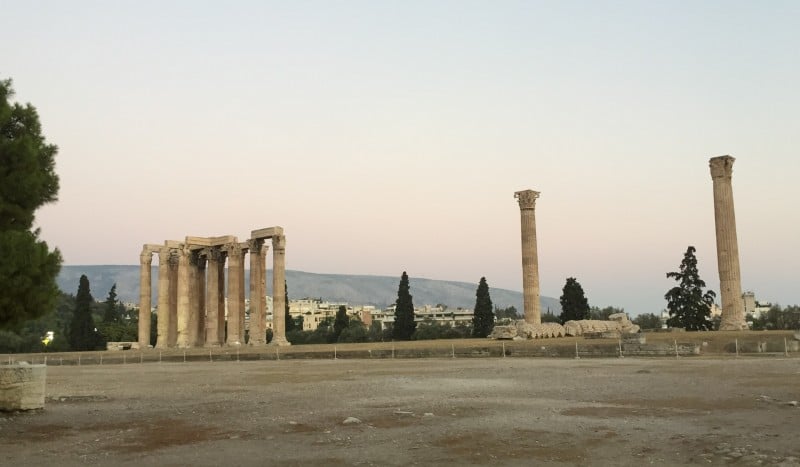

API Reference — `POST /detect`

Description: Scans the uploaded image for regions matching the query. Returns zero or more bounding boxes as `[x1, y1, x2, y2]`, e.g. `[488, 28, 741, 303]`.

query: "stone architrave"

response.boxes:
[205, 248, 222, 346]
[515, 190, 542, 325]
[249, 239, 267, 346]
[225, 243, 245, 346]
[271, 234, 290, 346]
[155, 248, 171, 349]
[709, 156, 747, 330]
[138, 247, 153, 348]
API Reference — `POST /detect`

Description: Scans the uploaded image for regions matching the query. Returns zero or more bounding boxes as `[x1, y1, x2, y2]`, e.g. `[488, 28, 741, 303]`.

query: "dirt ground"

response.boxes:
[1, 356, 799, 466]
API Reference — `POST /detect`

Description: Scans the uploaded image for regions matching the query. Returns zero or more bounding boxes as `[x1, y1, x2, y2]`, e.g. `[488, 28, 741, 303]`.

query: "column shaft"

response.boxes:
[249, 240, 266, 345]
[176, 247, 191, 348]
[138, 249, 152, 348]
[205, 251, 221, 346]
[516, 190, 542, 324]
[710, 156, 747, 330]
[271, 235, 290, 345]
[226, 245, 244, 345]
[155, 249, 171, 349]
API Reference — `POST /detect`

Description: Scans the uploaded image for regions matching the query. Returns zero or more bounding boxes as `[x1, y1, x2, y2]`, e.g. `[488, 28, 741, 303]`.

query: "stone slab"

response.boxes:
[0, 364, 46, 411]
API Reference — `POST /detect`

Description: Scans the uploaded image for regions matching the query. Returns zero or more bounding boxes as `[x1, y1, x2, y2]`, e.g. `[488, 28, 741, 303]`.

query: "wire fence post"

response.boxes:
[502, 342, 506, 358]
[451, 344, 455, 359]
[674, 339, 679, 359]
[574, 340, 580, 359]
[334, 346, 337, 360]
[735, 339, 739, 357]
[618, 339, 623, 358]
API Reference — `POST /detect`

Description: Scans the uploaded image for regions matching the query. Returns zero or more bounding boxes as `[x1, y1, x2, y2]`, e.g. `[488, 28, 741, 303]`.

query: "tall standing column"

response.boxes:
[271, 235, 290, 346]
[176, 246, 191, 348]
[190, 253, 205, 346]
[138, 248, 153, 348]
[249, 239, 266, 346]
[710, 156, 747, 330]
[156, 248, 171, 349]
[217, 252, 226, 344]
[167, 250, 179, 347]
[205, 249, 221, 346]
[515, 190, 542, 325]
[238, 244, 247, 343]
[225, 243, 244, 346]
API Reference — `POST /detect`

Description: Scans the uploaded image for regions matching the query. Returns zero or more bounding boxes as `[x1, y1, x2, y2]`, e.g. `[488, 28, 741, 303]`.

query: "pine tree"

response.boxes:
[665, 246, 715, 331]
[471, 277, 494, 337]
[333, 305, 350, 342]
[68, 275, 99, 351]
[392, 271, 416, 340]
[0, 78, 62, 328]
[559, 277, 590, 324]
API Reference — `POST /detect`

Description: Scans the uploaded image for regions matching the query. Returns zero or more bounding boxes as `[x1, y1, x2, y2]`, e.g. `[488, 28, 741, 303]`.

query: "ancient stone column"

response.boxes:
[138, 248, 152, 349]
[194, 253, 206, 347]
[176, 246, 192, 348]
[205, 249, 222, 346]
[249, 239, 266, 346]
[515, 190, 542, 325]
[710, 156, 747, 330]
[271, 235, 290, 346]
[238, 244, 247, 343]
[156, 248, 171, 349]
[225, 243, 244, 346]
[168, 250, 179, 347]
[217, 251, 226, 344]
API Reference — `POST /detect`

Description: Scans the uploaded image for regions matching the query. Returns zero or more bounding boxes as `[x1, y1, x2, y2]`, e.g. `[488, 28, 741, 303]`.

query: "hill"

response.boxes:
[57, 265, 561, 313]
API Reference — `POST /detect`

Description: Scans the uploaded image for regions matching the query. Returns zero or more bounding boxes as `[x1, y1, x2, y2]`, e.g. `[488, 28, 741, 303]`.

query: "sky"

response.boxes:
[3, 1, 799, 315]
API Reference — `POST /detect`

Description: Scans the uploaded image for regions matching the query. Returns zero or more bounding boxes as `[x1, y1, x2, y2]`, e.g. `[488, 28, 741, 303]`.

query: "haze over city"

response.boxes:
[3, 1, 798, 315]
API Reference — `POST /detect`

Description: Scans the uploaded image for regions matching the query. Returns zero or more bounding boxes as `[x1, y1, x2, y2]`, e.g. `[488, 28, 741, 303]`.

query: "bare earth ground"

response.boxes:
[1, 355, 799, 466]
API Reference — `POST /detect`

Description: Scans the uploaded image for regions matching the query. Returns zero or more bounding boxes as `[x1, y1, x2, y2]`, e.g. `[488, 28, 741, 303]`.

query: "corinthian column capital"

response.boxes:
[709, 155, 735, 180]
[515, 190, 540, 210]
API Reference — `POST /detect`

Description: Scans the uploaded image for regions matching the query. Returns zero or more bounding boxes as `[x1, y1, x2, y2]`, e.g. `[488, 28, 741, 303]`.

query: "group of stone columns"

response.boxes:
[514, 155, 748, 330]
[137, 227, 290, 349]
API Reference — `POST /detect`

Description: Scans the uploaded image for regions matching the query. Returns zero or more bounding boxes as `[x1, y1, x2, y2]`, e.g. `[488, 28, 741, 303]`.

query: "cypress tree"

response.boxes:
[284, 280, 295, 332]
[471, 277, 494, 337]
[559, 277, 590, 324]
[333, 305, 349, 342]
[102, 284, 119, 323]
[69, 275, 98, 351]
[392, 271, 416, 340]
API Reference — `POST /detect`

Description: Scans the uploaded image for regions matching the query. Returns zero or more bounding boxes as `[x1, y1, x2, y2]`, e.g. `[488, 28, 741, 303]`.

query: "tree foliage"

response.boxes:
[284, 280, 297, 332]
[471, 277, 494, 337]
[559, 277, 590, 324]
[664, 246, 715, 331]
[748, 304, 800, 331]
[494, 306, 518, 320]
[589, 306, 624, 321]
[0, 79, 62, 328]
[68, 275, 101, 350]
[632, 313, 662, 330]
[392, 271, 416, 340]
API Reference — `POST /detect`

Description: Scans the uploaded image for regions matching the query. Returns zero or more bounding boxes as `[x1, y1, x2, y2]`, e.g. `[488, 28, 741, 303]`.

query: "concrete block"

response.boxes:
[0, 364, 46, 411]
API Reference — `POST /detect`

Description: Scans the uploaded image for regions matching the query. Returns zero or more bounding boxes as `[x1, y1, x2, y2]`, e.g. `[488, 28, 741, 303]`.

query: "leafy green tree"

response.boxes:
[559, 277, 590, 323]
[392, 271, 416, 340]
[589, 306, 624, 320]
[68, 275, 101, 350]
[338, 317, 368, 343]
[541, 309, 561, 323]
[494, 306, 518, 320]
[0, 79, 62, 328]
[632, 313, 662, 330]
[471, 277, 494, 337]
[664, 246, 715, 331]
[333, 305, 350, 341]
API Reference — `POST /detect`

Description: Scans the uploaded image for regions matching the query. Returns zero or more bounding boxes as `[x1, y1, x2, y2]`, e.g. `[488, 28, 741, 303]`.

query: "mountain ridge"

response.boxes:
[56, 265, 561, 313]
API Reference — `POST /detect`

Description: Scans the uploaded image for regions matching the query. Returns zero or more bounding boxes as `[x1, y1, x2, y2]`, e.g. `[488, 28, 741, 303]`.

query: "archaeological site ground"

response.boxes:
[2, 333, 799, 466]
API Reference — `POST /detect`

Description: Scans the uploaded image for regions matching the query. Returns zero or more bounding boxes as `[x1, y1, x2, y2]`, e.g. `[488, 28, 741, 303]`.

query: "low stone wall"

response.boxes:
[0, 363, 46, 411]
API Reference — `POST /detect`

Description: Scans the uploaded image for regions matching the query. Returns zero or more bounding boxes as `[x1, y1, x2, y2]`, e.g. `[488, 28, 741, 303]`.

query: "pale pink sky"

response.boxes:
[3, 1, 799, 314]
